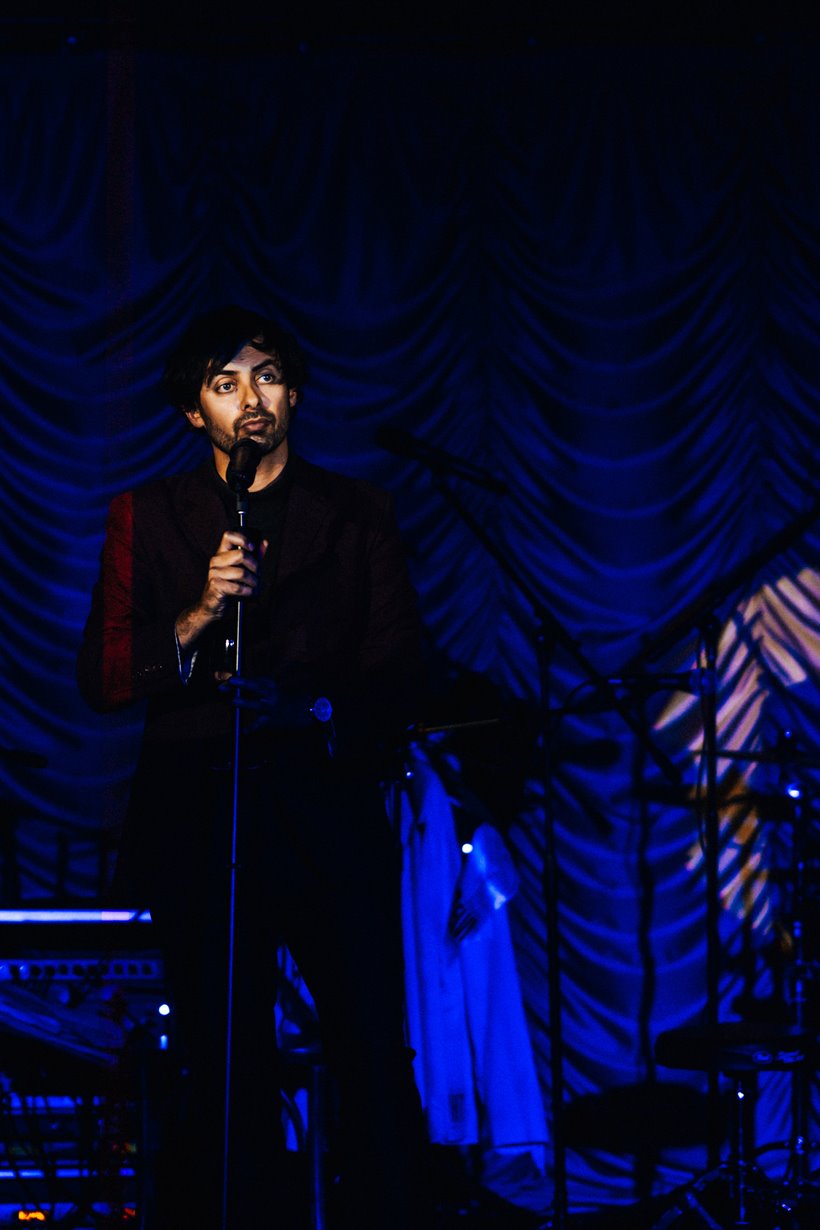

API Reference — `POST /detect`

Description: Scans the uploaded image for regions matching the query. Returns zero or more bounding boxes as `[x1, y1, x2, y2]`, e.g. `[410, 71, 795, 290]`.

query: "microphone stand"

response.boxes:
[221, 443, 260, 1230]
[398, 448, 681, 1230]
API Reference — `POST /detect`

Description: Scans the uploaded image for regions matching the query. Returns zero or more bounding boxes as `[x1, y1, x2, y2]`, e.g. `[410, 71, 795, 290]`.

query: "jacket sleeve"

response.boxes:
[76, 490, 186, 713]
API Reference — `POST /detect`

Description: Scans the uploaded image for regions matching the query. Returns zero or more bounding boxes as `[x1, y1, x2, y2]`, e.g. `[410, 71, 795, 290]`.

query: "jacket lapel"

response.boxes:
[171, 461, 228, 561]
[276, 456, 338, 586]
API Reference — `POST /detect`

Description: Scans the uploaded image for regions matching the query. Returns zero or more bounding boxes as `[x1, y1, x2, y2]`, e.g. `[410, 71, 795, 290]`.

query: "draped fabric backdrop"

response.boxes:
[1, 36, 818, 1213]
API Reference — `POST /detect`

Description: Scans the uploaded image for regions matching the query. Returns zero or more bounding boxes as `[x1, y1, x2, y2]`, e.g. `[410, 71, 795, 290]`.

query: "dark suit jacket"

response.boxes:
[77, 454, 422, 753]
[78, 454, 423, 905]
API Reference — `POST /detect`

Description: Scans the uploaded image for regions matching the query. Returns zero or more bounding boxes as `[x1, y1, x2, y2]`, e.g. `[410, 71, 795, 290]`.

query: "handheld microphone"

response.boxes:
[226, 438, 265, 493]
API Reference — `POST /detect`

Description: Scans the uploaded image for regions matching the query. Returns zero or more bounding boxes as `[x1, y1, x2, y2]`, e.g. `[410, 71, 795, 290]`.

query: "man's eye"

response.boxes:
[257, 372, 277, 384]
[216, 381, 234, 393]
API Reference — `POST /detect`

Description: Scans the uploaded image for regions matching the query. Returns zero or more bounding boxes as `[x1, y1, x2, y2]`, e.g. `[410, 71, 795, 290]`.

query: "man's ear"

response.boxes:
[288, 388, 298, 407]
[185, 407, 204, 430]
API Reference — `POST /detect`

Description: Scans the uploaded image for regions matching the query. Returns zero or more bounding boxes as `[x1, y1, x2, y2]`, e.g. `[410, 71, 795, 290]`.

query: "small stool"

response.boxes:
[655, 1022, 818, 1229]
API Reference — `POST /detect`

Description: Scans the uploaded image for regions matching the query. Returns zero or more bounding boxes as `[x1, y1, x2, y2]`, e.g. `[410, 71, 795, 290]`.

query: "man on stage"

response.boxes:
[77, 305, 428, 1229]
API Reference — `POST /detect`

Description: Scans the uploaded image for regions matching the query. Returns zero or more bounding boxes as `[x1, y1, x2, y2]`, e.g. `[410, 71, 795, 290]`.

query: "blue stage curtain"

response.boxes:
[0, 42, 818, 1211]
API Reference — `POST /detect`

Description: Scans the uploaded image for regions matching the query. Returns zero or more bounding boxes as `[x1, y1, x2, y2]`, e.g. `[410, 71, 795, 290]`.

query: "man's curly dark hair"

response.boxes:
[163, 304, 307, 413]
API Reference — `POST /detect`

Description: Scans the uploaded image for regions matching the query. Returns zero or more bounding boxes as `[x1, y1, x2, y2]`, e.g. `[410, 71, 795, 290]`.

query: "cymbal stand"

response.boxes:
[775, 739, 818, 1211]
[787, 766, 808, 1186]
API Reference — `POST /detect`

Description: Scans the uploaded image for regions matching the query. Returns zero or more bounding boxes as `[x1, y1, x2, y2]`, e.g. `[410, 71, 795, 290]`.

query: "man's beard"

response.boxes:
[204, 409, 289, 457]
[234, 413, 289, 454]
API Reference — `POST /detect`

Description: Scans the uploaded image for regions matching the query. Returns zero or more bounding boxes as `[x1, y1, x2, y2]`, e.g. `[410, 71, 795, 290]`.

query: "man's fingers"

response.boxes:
[212, 547, 260, 573]
[217, 530, 255, 553]
[207, 555, 260, 599]
[210, 564, 258, 586]
[196, 536, 264, 621]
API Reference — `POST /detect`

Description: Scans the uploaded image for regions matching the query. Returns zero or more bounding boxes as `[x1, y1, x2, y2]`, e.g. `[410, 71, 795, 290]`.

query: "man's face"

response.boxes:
[185, 342, 298, 460]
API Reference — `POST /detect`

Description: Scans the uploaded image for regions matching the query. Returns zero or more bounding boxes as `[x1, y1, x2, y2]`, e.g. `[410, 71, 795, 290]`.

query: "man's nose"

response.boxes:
[241, 380, 260, 409]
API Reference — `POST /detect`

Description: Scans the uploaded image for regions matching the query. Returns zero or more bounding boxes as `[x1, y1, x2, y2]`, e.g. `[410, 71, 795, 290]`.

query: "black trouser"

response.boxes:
[120, 739, 429, 1230]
